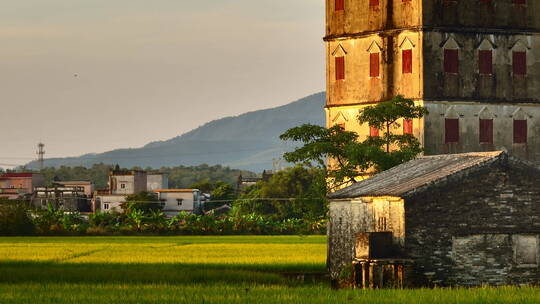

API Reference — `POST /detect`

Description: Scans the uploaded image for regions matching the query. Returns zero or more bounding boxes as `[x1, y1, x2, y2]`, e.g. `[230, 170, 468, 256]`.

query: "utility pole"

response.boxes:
[37, 143, 45, 171]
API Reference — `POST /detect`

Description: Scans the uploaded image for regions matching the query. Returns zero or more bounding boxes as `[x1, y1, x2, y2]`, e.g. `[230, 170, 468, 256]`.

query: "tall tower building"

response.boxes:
[325, 0, 540, 162]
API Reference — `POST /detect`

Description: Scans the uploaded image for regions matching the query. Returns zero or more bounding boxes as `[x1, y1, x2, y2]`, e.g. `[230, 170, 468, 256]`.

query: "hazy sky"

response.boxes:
[0, 0, 325, 167]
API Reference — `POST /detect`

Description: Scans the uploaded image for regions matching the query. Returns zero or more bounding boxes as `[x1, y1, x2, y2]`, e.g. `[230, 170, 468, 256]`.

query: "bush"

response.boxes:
[0, 200, 35, 236]
[1, 199, 327, 236]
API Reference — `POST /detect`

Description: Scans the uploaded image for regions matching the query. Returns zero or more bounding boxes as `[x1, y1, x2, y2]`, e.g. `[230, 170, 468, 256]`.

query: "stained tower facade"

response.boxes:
[325, 0, 540, 162]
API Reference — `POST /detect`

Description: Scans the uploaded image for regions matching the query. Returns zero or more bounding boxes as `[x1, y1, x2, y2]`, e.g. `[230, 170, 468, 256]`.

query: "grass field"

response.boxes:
[0, 236, 539, 303]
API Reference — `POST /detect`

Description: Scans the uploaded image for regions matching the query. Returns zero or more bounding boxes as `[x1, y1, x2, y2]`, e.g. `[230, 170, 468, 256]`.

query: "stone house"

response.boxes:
[328, 151, 540, 287]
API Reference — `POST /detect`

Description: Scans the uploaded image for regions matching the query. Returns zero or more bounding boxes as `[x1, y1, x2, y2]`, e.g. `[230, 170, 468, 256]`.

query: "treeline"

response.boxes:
[34, 163, 255, 188]
[0, 165, 328, 236]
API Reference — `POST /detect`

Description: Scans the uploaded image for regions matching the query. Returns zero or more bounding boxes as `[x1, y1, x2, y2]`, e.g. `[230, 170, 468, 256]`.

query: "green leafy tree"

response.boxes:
[189, 179, 214, 193]
[359, 95, 428, 171]
[232, 166, 327, 220]
[280, 96, 428, 186]
[0, 199, 35, 236]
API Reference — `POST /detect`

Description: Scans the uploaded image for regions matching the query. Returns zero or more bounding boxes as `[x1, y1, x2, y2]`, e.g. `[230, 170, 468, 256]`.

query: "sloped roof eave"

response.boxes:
[328, 151, 513, 200]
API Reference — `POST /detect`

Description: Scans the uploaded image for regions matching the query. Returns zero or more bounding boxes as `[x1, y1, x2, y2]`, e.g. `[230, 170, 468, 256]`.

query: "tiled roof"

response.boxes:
[1, 173, 34, 178]
[154, 189, 197, 193]
[329, 151, 508, 199]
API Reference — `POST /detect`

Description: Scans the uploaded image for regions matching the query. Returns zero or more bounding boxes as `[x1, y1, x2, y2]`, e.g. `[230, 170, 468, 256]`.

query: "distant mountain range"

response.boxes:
[27, 93, 326, 172]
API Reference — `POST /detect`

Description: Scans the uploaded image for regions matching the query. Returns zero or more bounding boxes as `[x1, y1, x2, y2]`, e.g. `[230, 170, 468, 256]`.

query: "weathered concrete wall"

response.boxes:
[328, 197, 404, 280]
[423, 32, 540, 103]
[326, 31, 423, 107]
[147, 174, 168, 191]
[405, 161, 540, 286]
[423, 0, 540, 31]
[423, 101, 540, 164]
[326, 0, 422, 38]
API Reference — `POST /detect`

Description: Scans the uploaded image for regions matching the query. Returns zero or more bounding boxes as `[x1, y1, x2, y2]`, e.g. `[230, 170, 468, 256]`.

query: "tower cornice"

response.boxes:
[324, 26, 540, 42]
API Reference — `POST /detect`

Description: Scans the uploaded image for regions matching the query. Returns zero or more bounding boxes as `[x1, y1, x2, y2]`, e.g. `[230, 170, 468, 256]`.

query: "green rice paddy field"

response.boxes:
[0, 236, 538, 303]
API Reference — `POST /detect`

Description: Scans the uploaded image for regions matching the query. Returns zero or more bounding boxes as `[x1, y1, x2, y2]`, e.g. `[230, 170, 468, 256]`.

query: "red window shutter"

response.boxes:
[402, 50, 412, 74]
[335, 0, 344, 11]
[403, 119, 413, 135]
[370, 53, 380, 78]
[514, 120, 527, 144]
[370, 0, 380, 7]
[444, 49, 459, 74]
[479, 119, 493, 144]
[335, 57, 345, 80]
[513, 0, 526, 4]
[445, 119, 459, 143]
[370, 126, 379, 137]
[478, 50, 493, 75]
[513, 51, 527, 76]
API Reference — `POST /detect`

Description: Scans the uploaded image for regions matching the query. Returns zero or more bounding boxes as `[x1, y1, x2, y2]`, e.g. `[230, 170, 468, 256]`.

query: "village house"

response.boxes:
[53, 181, 94, 197]
[146, 173, 168, 192]
[155, 189, 202, 217]
[236, 170, 274, 194]
[328, 152, 540, 287]
[94, 170, 167, 213]
[93, 192, 127, 213]
[33, 185, 91, 212]
[108, 170, 147, 195]
[0, 173, 44, 200]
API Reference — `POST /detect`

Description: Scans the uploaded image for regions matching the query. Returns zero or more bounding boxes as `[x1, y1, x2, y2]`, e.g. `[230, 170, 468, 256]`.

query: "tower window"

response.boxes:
[370, 53, 380, 78]
[335, 57, 345, 80]
[403, 119, 413, 135]
[335, 0, 344, 11]
[514, 120, 527, 144]
[369, 125, 379, 137]
[513, 51, 527, 76]
[444, 49, 459, 74]
[479, 50, 493, 75]
[479, 119, 493, 144]
[445, 119, 459, 143]
[402, 50, 412, 74]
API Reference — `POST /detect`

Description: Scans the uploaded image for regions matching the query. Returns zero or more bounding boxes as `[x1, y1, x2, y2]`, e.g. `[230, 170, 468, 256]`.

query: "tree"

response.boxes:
[232, 166, 327, 220]
[0, 199, 35, 236]
[359, 95, 428, 171]
[280, 96, 428, 186]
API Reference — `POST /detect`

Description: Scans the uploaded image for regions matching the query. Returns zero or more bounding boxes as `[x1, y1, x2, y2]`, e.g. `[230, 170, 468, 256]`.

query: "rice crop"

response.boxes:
[0, 236, 538, 303]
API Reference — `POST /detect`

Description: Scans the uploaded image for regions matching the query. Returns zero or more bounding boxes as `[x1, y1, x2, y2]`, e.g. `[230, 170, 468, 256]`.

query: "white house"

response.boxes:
[155, 189, 202, 217]
[95, 194, 127, 213]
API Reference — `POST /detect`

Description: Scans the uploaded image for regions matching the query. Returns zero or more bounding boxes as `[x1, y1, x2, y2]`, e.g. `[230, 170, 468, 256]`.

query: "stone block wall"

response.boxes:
[405, 159, 540, 286]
